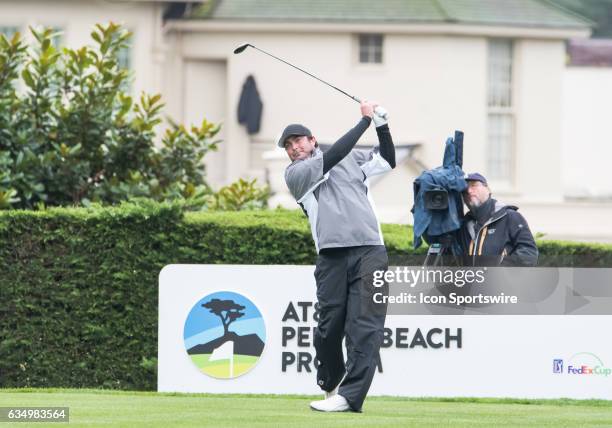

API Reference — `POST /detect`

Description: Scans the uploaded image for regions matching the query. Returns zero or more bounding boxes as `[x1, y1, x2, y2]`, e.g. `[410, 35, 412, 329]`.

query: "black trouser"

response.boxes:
[313, 245, 389, 411]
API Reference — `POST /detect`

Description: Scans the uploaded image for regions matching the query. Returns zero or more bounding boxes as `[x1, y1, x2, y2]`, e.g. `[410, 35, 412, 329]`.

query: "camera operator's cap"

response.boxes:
[277, 124, 312, 148]
[466, 172, 488, 186]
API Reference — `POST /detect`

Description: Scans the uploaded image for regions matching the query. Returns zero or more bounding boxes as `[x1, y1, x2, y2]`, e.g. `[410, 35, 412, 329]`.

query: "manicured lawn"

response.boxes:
[1, 389, 611, 427]
[189, 354, 259, 378]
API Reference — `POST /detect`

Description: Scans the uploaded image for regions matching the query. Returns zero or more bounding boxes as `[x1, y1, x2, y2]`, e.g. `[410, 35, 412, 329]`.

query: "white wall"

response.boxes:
[168, 29, 569, 208]
[562, 67, 612, 199]
[167, 30, 488, 188]
[4, 3, 608, 239]
[0, 0, 163, 97]
[511, 39, 565, 203]
[182, 59, 228, 188]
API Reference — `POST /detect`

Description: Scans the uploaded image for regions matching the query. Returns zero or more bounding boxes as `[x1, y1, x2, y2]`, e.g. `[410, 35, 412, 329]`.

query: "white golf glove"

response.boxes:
[373, 106, 388, 127]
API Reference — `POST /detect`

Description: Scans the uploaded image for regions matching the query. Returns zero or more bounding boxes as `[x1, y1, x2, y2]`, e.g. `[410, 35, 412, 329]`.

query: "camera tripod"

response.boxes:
[423, 233, 460, 267]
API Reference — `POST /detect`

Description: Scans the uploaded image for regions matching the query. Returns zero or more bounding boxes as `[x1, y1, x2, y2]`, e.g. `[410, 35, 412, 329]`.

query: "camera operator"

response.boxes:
[458, 173, 538, 266]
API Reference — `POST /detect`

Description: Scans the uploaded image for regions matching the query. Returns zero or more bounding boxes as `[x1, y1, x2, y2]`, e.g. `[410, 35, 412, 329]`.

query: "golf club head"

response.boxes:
[233, 43, 252, 54]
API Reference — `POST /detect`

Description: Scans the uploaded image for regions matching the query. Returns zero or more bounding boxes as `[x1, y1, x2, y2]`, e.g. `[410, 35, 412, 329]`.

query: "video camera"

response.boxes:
[424, 187, 449, 211]
[411, 131, 467, 266]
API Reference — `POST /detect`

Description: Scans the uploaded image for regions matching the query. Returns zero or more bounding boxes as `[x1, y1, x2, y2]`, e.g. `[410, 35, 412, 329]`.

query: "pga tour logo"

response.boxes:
[183, 291, 266, 379]
[553, 353, 612, 377]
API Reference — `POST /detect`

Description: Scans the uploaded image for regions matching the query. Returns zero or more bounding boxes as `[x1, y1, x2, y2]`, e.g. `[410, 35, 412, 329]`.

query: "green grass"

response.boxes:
[189, 354, 259, 378]
[1, 389, 612, 427]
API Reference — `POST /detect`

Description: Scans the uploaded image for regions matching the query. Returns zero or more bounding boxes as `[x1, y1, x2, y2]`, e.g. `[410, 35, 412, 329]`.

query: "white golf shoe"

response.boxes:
[324, 386, 338, 399]
[310, 394, 351, 412]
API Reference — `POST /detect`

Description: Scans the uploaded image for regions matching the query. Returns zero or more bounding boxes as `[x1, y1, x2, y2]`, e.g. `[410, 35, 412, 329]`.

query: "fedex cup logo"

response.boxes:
[183, 291, 266, 379]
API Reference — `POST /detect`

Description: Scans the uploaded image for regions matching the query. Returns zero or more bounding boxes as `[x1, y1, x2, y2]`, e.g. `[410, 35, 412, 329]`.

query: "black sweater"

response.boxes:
[322, 117, 396, 174]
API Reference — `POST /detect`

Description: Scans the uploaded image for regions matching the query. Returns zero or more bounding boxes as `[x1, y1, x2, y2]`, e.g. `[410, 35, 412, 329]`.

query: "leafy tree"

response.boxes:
[202, 299, 245, 336]
[0, 23, 221, 209]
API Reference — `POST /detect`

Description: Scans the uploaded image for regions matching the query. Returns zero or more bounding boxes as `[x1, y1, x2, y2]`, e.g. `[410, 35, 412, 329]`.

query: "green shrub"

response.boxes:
[205, 178, 270, 211]
[0, 203, 610, 390]
[0, 24, 219, 209]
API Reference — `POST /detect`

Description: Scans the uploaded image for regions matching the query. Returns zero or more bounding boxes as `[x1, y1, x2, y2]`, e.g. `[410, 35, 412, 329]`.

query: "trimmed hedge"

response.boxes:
[1, 201, 611, 390]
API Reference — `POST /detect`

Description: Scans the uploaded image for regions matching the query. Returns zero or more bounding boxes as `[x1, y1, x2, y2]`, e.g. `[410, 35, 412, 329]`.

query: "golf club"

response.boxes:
[233, 43, 388, 119]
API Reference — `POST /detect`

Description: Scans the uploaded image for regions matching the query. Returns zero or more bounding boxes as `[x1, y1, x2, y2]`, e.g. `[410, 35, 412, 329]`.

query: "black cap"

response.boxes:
[465, 172, 488, 186]
[277, 124, 312, 148]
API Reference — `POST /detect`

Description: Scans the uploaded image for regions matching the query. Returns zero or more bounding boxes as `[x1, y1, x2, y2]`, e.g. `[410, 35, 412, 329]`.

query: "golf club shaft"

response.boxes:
[249, 45, 361, 104]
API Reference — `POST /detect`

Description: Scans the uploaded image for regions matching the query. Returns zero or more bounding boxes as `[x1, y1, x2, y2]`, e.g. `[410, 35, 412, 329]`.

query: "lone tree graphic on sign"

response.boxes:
[202, 298, 245, 336]
[186, 293, 265, 379]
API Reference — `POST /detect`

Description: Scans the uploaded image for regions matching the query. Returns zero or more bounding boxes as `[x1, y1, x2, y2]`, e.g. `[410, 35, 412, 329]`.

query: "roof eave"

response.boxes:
[164, 20, 591, 40]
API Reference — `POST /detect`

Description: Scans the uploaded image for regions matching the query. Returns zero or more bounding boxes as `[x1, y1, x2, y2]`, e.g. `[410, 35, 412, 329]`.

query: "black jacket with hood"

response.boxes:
[458, 198, 538, 267]
[237, 75, 263, 134]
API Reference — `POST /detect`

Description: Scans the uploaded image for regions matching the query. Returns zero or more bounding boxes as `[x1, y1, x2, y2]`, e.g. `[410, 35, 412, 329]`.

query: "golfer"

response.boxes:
[280, 101, 395, 412]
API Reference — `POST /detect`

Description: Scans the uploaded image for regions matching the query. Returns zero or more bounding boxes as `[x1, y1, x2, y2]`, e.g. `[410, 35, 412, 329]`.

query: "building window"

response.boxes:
[359, 34, 383, 64]
[50, 27, 63, 49]
[117, 43, 131, 71]
[0, 26, 19, 39]
[115, 35, 132, 91]
[487, 39, 514, 183]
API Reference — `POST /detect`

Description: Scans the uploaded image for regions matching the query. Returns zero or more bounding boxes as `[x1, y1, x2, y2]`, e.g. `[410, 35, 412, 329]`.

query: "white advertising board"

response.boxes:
[158, 264, 612, 399]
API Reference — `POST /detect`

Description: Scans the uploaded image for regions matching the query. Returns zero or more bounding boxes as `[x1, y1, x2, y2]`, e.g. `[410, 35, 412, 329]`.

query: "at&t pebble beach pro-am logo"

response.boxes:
[184, 291, 266, 379]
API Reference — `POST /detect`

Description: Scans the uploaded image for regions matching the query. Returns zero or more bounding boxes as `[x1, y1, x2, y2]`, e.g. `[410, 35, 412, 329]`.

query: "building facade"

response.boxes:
[2, 0, 611, 241]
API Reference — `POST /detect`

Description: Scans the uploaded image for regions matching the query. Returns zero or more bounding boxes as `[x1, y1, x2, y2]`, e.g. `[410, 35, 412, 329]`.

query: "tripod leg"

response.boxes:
[433, 246, 448, 267]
